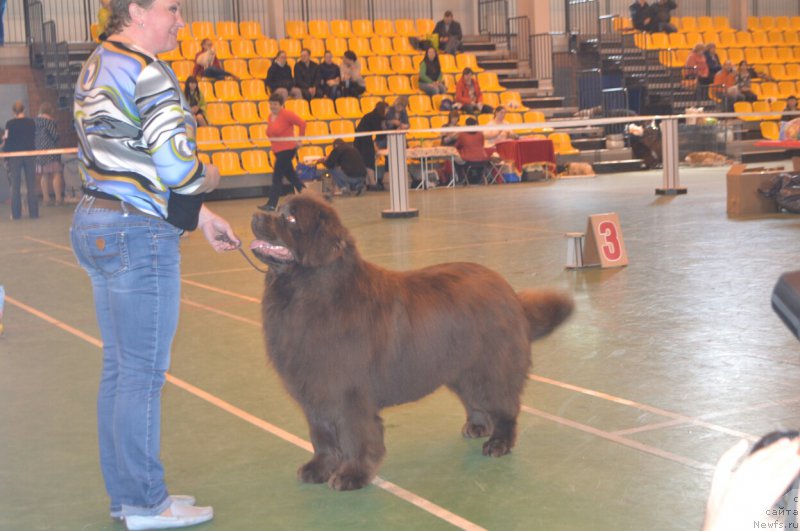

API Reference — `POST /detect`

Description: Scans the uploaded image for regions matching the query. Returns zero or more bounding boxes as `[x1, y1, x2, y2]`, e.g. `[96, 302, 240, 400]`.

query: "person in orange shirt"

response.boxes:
[455, 68, 492, 114]
[713, 60, 738, 110]
[685, 43, 710, 85]
[260, 94, 306, 211]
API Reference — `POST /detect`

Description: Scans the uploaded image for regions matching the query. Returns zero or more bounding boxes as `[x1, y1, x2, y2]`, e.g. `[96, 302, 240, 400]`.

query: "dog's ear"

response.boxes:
[301, 210, 348, 267]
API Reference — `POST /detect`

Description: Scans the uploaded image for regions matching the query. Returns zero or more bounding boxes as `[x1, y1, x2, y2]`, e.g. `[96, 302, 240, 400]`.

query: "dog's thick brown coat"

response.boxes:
[251, 195, 573, 490]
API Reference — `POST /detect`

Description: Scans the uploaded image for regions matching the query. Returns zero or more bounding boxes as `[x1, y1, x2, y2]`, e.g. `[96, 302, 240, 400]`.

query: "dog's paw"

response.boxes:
[328, 466, 373, 491]
[462, 421, 491, 439]
[297, 458, 336, 484]
[482, 438, 513, 457]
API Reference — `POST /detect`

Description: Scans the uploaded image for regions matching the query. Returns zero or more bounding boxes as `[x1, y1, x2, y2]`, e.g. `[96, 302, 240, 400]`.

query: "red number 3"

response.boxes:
[598, 221, 622, 261]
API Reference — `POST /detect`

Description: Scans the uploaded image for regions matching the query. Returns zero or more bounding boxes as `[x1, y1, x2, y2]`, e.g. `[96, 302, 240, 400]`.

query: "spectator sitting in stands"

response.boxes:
[712, 60, 738, 111]
[782, 95, 799, 122]
[322, 138, 367, 195]
[183, 75, 208, 127]
[651, 0, 677, 33]
[440, 109, 461, 147]
[266, 50, 301, 101]
[685, 43, 711, 85]
[193, 38, 239, 81]
[455, 67, 493, 114]
[483, 106, 518, 146]
[455, 117, 489, 184]
[629, 0, 654, 32]
[418, 46, 448, 96]
[340, 50, 366, 97]
[433, 10, 463, 55]
[293, 48, 319, 101]
[735, 60, 758, 102]
[705, 43, 722, 80]
[318, 51, 342, 100]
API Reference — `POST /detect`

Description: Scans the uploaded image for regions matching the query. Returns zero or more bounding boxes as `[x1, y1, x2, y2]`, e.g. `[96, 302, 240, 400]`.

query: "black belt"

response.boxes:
[81, 195, 161, 220]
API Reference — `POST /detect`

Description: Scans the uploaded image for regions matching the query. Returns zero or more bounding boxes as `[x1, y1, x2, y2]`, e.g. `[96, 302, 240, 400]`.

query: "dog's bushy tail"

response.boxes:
[517, 290, 574, 342]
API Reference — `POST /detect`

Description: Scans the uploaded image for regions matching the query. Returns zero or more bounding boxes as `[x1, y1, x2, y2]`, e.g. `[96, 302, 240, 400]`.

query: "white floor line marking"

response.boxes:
[181, 298, 261, 327]
[7, 295, 485, 531]
[613, 419, 687, 436]
[180, 278, 261, 303]
[23, 236, 72, 252]
[520, 405, 714, 472]
[528, 374, 757, 441]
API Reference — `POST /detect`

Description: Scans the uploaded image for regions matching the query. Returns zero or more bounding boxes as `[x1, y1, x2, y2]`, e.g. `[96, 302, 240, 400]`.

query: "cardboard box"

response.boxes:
[725, 161, 796, 216]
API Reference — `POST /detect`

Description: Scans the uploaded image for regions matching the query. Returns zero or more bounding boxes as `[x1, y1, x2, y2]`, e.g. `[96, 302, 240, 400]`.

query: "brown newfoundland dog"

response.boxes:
[250, 194, 573, 491]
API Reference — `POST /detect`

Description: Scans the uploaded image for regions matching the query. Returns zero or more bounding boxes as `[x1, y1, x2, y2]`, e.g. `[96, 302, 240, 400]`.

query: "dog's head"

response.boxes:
[250, 194, 352, 271]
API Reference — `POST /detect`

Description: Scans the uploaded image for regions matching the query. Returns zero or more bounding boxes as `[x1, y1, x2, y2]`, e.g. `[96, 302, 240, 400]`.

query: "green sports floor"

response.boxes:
[1, 165, 799, 530]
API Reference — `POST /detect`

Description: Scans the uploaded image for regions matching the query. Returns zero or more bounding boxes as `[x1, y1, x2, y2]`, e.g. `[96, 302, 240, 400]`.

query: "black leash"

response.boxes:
[216, 235, 270, 273]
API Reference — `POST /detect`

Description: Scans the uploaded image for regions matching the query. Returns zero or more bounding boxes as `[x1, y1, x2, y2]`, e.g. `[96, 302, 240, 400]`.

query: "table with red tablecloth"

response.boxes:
[489, 138, 556, 172]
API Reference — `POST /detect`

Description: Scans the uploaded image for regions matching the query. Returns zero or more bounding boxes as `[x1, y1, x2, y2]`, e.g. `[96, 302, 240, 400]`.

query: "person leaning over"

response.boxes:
[323, 138, 367, 195]
[72, 1, 239, 529]
[433, 10, 462, 55]
[454, 116, 489, 183]
[293, 48, 319, 101]
[3, 100, 37, 219]
[259, 93, 306, 211]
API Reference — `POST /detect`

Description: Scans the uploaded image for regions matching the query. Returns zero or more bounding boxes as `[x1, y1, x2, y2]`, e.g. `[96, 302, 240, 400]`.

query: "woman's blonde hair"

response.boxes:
[105, 0, 156, 36]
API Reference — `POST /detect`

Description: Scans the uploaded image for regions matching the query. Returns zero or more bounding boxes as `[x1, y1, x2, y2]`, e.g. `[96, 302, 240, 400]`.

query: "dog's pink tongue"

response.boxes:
[249, 240, 268, 251]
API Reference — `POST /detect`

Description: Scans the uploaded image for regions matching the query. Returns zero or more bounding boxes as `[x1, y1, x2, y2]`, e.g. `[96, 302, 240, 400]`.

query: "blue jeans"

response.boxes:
[0, 0, 6, 45]
[330, 168, 365, 191]
[9, 156, 38, 219]
[70, 197, 182, 517]
[419, 82, 447, 96]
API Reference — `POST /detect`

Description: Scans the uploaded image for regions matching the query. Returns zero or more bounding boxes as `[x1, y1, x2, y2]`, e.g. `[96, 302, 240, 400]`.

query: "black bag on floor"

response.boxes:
[758, 174, 800, 213]
[772, 270, 800, 340]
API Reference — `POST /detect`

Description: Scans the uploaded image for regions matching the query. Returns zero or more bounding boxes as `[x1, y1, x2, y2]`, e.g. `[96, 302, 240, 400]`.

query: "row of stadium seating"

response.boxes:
[636, 30, 800, 50]
[618, 15, 800, 34]
[659, 47, 800, 68]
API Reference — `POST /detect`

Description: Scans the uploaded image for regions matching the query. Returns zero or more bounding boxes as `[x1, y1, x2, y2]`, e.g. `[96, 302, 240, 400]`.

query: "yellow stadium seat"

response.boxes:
[776, 16, 790, 31]
[240, 79, 268, 101]
[230, 39, 257, 59]
[170, 60, 194, 82]
[393, 36, 419, 55]
[255, 38, 279, 58]
[668, 33, 689, 49]
[330, 20, 352, 38]
[248, 58, 271, 79]
[206, 103, 235, 125]
[777, 47, 794, 63]
[181, 40, 201, 60]
[221, 125, 254, 149]
[760, 17, 776, 31]
[523, 111, 553, 133]
[441, 74, 457, 93]
[771, 64, 788, 81]
[408, 116, 436, 140]
[239, 21, 264, 39]
[761, 47, 779, 64]
[778, 81, 796, 99]
[500, 91, 530, 111]
[390, 55, 416, 74]
[285, 21, 307, 39]
[359, 96, 384, 115]
[456, 53, 484, 73]
[768, 30, 785, 45]
[348, 37, 373, 57]
[325, 37, 348, 57]
[772, 100, 787, 112]
[197, 80, 215, 101]
[367, 56, 393, 76]
[231, 101, 261, 124]
[792, 16, 800, 30]
[352, 19, 373, 38]
[308, 20, 330, 39]
[302, 37, 326, 59]
[719, 31, 737, 48]
[212, 151, 246, 176]
[478, 72, 504, 92]
[364, 76, 391, 95]
[214, 80, 243, 102]
[751, 30, 769, 47]
[285, 99, 314, 121]
[713, 17, 730, 31]
[334, 97, 361, 119]
[329, 120, 356, 142]
[697, 17, 713, 32]
[726, 47, 744, 64]
[438, 54, 459, 74]
[735, 31, 753, 46]
[733, 101, 756, 120]
[310, 98, 340, 120]
[408, 94, 436, 115]
[373, 20, 396, 37]
[248, 124, 271, 148]
[196, 126, 226, 151]
[241, 150, 273, 174]
[744, 47, 764, 65]
[477, 113, 492, 126]
[752, 101, 779, 120]
[159, 47, 182, 62]
[760, 82, 780, 100]
[784, 31, 799, 45]
[223, 58, 252, 79]
[431, 94, 450, 110]
[760, 121, 780, 140]
[279, 38, 302, 58]
[198, 152, 210, 165]
[549, 133, 580, 155]
[683, 32, 703, 48]
[387, 75, 416, 95]
[210, 39, 232, 60]
[429, 115, 447, 129]
[701, 31, 720, 48]
[304, 121, 330, 145]
[681, 17, 697, 32]
[191, 21, 215, 41]
[370, 36, 394, 56]
[394, 19, 416, 37]
[645, 32, 669, 49]
[216, 21, 240, 40]
[786, 64, 800, 80]
[747, 16, 760, 31]
[298, 146, 325, 162]
[416, 19, 435, 35]
[177, 26, 192, 41]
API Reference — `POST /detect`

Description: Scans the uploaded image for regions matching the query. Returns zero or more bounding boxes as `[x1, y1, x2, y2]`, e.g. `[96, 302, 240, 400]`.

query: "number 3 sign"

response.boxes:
[582, 213, 629, 268]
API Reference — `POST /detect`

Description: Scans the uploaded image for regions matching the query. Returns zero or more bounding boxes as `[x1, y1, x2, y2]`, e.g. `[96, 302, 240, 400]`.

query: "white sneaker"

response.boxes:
[110, 495, 196, 520]
[124, 501, 213, 530]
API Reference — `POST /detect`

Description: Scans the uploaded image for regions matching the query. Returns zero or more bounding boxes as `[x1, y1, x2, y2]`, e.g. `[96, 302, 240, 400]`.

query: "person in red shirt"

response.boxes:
[259, 94, 306, 211]
[454, 117, 489, 184]
[455, 68, 492, 114]
[193, 38, 238, 80]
